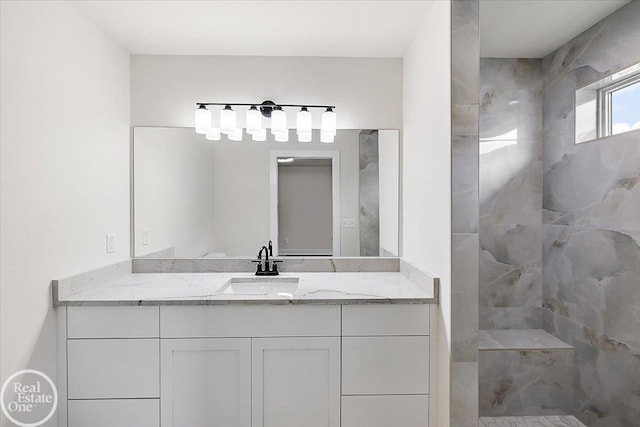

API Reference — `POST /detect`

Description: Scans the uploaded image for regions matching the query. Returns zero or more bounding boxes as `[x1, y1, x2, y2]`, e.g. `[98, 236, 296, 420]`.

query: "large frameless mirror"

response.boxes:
[132, 127, 400, 258]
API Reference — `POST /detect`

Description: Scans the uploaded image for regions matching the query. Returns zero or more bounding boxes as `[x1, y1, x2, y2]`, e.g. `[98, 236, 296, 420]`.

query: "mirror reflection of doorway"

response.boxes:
[277, 158, 333, 256]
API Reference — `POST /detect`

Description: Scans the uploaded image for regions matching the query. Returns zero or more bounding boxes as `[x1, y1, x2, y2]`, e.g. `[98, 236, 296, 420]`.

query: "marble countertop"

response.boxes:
[54, 271, 437, 306]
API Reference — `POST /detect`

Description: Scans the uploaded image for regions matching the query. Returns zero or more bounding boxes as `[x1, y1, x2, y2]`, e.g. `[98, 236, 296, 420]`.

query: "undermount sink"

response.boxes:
[216, 277, 299, 296]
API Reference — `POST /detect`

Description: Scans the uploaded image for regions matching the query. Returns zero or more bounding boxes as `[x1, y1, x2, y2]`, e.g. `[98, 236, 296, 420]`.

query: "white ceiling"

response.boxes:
[480, 0, 630, 58]
[73, 0, 631, 59]
[72, 0, 434, 57]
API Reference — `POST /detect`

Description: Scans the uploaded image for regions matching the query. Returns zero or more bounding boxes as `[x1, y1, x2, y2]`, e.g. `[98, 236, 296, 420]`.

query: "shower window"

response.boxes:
[600, 74, 640, 136]
[575, 62, 640, 143]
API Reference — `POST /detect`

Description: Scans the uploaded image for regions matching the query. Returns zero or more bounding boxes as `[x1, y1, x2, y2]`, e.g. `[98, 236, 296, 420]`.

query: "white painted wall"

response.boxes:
[0, 0, 131, 419]
[402, 2, 452, 426]
[278, 164, 333, 254]
[378, 130, 400, 256]
[130, 55, 403, 130]
[133, 127, 216, 257]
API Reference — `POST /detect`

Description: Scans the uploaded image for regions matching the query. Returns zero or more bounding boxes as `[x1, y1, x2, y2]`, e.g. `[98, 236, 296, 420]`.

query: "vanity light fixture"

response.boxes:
[220, 105, 237, 133]
[321, 107, 337, 143]
[194, 104, 212, 134]
[194, 100, 336, 143]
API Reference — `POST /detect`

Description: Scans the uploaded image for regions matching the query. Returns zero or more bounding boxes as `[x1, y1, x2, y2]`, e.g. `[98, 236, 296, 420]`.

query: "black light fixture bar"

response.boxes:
[196, 102, 335, 109]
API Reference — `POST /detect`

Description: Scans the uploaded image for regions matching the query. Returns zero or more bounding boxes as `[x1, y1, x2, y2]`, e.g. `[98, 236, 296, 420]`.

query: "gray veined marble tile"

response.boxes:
[359, 131, 380, 256]
[452, 361, 479, 427]
[480, 59, 542, 142]
[453, 134, 479, 233]
[480, 415, 586, 427]
[543, 309, 640, 427]
[451, 0, 479, 105]
[480, 225, 542, 309]
[479, 307, 542, 330]
[479, 348, 574, 417]
[542, 225, 640, 351]
[480, 147, 542, 227]
[479, 59, 542, 227]
[543, 134, 640, 231]
[452, 233, 479, 362]
[479, 329, 572, 351]
[453, 104, 480, 136]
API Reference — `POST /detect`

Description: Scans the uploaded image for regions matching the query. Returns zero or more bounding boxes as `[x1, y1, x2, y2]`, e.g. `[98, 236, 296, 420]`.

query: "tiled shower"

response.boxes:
[478, 2, 640, 426]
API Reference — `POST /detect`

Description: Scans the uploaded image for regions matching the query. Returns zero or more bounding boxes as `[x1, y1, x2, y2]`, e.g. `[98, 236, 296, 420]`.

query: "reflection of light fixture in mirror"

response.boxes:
[277, 157, 294, 163]
[220, 105, 236, 133]
[246, 106, 262, 134]
[251, 128, 267, 142]
[298, 132, 312, 143]
[320, 132, 335, 143]
[194, 101, 336, 143]
[194, 105, 212, 134]
[274, 130, 289, 142]
[227, 128, 243, 142]
[205, 128, 221, 141]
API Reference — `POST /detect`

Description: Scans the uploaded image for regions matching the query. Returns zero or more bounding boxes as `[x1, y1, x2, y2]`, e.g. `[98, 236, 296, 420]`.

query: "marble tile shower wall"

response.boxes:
[479, 59, 543, 330]
[541, 1, 640, 426]
[451, 0, 479, 426]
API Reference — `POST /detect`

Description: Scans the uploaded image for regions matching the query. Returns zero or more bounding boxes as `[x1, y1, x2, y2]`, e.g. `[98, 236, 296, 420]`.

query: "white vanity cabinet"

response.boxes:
[59, 303, 431, 427]
[161, 338, 252, 427]
[252, 337, 341, 427]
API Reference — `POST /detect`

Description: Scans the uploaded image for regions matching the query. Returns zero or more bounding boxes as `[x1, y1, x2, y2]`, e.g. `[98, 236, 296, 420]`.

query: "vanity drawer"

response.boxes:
[68, 399, 159, 427]
[68, 339, 159, 399]
[160, 305, 340, 338]
[342, 336, 429, 395]
[68, 306, 159, 338]
[342, 395, 429, 427]
[342, 304, 429, 336]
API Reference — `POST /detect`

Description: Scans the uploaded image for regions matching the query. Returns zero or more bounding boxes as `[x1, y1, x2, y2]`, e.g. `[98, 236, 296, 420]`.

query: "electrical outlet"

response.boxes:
[142, 229, 149, 246]
[342, 218, 356, 228]
[106, 234, 115, 253]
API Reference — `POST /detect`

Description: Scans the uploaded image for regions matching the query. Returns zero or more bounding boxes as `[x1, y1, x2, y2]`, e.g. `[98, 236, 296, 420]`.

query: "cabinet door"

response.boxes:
[252, 337, 340, 427]
[161, 338, 251, 427]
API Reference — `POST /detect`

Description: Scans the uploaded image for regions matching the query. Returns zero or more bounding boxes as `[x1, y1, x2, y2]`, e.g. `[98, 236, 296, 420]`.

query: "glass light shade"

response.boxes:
[195, 106, 212, 134]
[274, 130, 289, 142]
[321, 108, 337, 136]
[251, 128, 267, 142]
[271, 108, 287, 135]
[320, 132, 335, 143]
[205, 128, 221, 141]
[296, 107, 312, 135]
[228, 128, 243, 142]
[246, 106, 262, 134]
[297, 131, 312, 143]
[220, 106, 236, 133]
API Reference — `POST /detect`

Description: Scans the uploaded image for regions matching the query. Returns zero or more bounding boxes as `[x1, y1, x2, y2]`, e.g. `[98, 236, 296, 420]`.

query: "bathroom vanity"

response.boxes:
[53, 259, 438, 427]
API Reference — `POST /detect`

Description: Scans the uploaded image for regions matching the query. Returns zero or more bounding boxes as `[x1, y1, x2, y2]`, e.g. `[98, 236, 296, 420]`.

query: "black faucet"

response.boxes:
[253, 240, 281, 276]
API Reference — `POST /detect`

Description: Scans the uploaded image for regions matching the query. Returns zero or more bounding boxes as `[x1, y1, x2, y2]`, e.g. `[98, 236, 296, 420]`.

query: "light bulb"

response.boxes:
[274, 130, 289, 142]
[321, 132, 335, 143]
[194, 105, 212, 134]
[205, 128, 221, 141]
[228, 128, 243, 142]
[271, 107, 287, 135]
[296, 107, 312, 136]
[251, 128, 267, 142]
[297, 132, 312, 143]
[246, 106, 262, 134]
[220, 105, 236, 133]
[321, 107, 337, 136]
